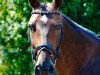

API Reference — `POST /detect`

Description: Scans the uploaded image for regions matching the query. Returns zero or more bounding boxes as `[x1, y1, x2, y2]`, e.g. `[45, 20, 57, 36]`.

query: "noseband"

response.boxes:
[29, 10, 63, 63]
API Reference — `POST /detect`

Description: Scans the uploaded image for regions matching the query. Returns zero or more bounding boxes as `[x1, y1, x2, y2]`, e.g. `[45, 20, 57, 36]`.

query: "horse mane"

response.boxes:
[60, 13, 100, 40]
[97, 34, 100, 38]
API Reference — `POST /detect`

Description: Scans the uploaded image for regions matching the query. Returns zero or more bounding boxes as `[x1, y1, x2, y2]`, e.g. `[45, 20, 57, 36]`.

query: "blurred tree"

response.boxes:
[60, 0, 100, 33]
[0, 0, 33, 75]
[0, 0, 100, 75]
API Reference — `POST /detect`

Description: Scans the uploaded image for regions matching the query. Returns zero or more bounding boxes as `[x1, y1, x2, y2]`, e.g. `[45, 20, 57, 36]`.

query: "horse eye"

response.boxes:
[29, 24, 36, 32]
[54, 24, 62, 30]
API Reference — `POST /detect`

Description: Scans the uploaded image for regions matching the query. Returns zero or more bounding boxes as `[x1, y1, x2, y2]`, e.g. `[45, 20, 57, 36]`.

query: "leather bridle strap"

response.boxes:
[32, 44, 56, 61]
[54, 24, 63, 61]
[31, 26, 63, 62]
[29, 11, 63, 62]
[31, 11, 60, 15]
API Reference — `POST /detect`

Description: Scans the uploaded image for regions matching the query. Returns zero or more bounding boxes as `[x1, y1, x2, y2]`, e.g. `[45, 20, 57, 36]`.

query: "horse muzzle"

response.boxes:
[35, 63, 55, 75]
[34, 44, 55, 75]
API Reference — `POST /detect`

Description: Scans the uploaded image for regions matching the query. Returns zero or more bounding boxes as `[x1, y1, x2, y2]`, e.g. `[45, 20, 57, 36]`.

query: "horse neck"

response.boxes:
[61, 14, 89, 46]
[55, 13, 100, 75]
[61, 13, 99, 45]
[59, 14, 97, 65]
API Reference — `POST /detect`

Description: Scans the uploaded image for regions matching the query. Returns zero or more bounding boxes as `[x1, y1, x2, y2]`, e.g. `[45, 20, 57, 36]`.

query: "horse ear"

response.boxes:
[52, 0, 62, 9]
[28, 0, 40, 8]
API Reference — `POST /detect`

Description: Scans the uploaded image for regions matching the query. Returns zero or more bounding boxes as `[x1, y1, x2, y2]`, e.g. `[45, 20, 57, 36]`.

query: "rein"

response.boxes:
[29, 10, 63, 63]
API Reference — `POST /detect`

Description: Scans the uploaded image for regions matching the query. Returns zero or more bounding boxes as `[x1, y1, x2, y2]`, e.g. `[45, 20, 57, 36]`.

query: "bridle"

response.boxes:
[31, 10, 60, 15]
[29, 6, 63, 64]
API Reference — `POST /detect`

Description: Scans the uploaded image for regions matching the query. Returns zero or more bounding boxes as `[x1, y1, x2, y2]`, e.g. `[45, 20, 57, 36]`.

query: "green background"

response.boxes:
[0, 0, 100, 75]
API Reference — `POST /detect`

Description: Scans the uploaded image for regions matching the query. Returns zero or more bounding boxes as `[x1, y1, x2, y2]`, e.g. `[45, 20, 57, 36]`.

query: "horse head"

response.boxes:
[28, 0, 63, 75]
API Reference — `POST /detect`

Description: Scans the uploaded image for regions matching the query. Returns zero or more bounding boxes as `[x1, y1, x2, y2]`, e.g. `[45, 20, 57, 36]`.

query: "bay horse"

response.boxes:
[28, 0, 100, 75]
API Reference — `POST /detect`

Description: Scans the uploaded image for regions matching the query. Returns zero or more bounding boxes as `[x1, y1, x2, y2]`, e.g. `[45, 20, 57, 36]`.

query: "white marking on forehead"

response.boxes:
[40, 15, 48, 23]
[36, 21, 50, 45]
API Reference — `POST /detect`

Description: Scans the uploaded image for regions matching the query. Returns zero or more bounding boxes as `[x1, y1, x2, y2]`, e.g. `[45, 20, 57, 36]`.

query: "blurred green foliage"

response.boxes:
[0, 0, 100, 75]
[0, 0, 33, 75]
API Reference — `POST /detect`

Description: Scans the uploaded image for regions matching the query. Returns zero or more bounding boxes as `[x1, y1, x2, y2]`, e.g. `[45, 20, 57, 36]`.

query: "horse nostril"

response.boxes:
[37, 66, 41, 71]
[35, 65, 41, 71]
[35, 64, 52, 71]
[34, 65, 41, 75]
